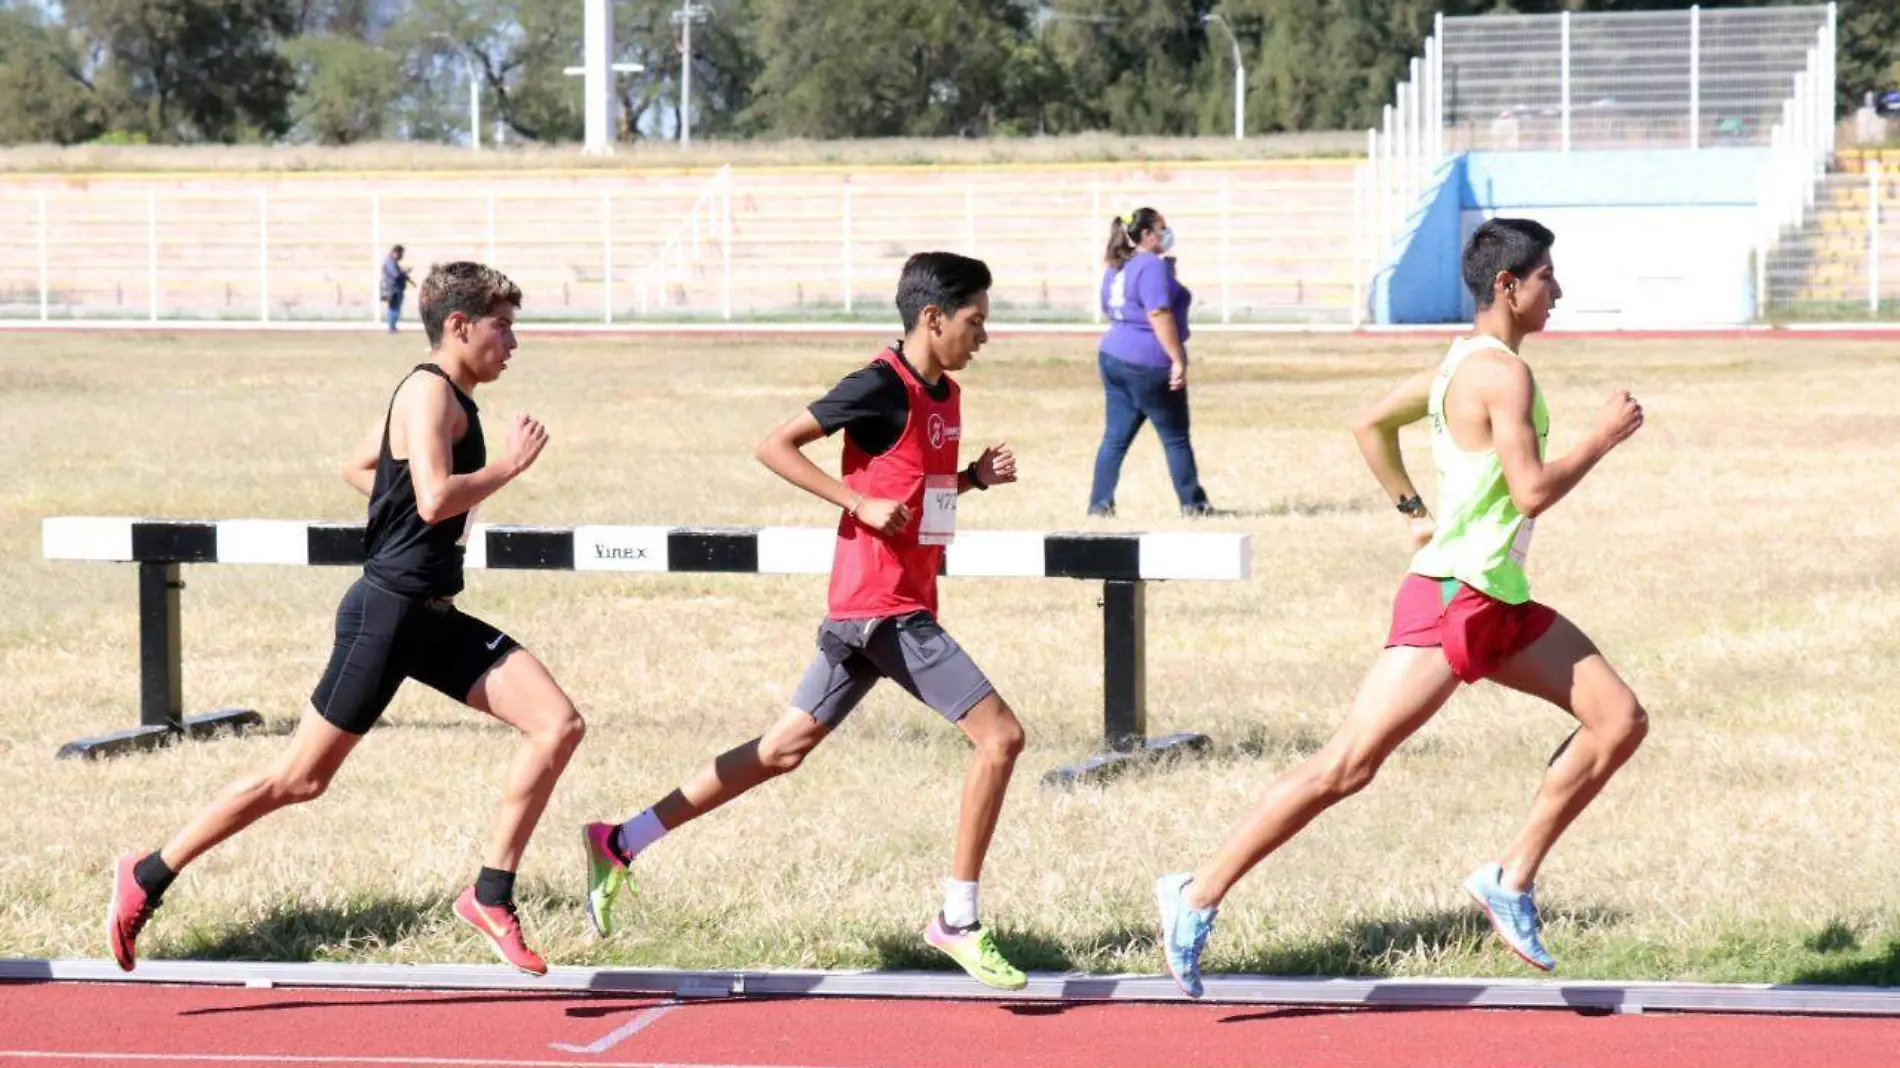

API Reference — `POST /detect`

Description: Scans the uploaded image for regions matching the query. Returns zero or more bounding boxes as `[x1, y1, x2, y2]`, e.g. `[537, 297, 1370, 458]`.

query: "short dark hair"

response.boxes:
[895, 252, 991, 332]
[1463, 218, 1554, 308]
[419, 262, 522, 348]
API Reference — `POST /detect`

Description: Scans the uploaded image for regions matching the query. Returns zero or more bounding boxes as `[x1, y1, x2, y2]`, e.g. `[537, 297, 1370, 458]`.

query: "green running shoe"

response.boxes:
[581, 822, 628, 938]
[924, 914, 1027, 991]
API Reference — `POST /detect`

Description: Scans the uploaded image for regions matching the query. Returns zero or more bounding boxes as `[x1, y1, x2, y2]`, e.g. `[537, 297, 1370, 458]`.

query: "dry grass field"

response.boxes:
[1, 327, 1896, 984]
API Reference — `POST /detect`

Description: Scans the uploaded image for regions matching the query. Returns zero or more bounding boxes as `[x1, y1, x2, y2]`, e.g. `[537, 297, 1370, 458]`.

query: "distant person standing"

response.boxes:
[1089, 207, 1216, 518]
[382, 245, 414, 333]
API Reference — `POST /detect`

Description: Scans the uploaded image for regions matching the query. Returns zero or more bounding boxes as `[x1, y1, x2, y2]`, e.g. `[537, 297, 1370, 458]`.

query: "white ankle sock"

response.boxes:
[613, 808, 667, 861]
[942, 878, 980, 929]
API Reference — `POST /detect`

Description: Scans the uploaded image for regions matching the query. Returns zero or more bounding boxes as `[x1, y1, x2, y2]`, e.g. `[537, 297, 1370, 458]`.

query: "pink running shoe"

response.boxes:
[453, 887, 548, 976]
[106, 854, 157, 972]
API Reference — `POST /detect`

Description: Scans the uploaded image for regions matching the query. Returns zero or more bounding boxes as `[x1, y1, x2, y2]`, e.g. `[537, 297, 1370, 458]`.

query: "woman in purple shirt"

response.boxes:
[1089, 207, 1215, 517]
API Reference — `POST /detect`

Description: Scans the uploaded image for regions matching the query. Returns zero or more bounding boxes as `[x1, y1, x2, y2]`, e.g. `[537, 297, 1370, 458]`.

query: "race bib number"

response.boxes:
[1108, 269, 1129, 321]
[918, 474, 958, 546]
[1507, 517, 1536, 566]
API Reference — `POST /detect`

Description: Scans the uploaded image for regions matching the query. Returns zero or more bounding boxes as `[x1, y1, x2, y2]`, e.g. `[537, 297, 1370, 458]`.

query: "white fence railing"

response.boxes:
[1362, 15, 1447, 315]
[0, 167, 1364, 326]
[1761, 164, 1895, 318]
[1440, 4, 1833, 152]
[635, 164, 732, 320]
[1753, 6, 1839, 308]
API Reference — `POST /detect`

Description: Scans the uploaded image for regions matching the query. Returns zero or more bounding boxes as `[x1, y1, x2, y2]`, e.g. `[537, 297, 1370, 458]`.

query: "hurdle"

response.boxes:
[41, 518, 1249, 781]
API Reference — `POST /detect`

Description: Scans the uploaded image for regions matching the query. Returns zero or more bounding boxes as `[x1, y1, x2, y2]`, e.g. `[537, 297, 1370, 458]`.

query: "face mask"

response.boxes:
[1158, 227, 1176, 253]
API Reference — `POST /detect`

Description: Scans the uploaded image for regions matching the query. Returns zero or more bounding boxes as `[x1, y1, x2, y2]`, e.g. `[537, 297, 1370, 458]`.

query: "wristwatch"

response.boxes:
[964, 462, 989, 490]
[1396, 494, 1426, 517]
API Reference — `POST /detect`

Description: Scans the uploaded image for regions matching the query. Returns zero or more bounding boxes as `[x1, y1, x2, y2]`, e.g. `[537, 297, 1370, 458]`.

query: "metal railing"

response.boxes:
[1760, 160, 1895, 320]
[1752, 6, 1840, 314]
[1360, 15, 1446, 319]
[1440, 4, 1833, 152]
[0, 165, 1364, 326]
[634, 164, 732, 320]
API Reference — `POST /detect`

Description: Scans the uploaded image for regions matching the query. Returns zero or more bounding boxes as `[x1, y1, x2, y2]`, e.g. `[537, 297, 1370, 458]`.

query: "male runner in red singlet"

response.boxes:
[581, 252, 1030, 989]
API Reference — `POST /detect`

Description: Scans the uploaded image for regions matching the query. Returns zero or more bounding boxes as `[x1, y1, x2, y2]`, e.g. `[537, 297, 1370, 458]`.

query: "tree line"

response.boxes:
[0, 0, 1893, 147]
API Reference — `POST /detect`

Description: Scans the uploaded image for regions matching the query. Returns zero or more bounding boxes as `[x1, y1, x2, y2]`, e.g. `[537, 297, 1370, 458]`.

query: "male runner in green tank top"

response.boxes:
[1155, 218, 1648, 995]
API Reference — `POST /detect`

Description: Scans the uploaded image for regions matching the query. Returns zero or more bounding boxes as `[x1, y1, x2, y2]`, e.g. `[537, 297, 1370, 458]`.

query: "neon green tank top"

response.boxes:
[1408, 335, 1548, 605]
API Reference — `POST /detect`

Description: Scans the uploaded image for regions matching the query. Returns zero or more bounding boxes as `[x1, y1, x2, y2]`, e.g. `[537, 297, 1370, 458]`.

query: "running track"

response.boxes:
[2, 981, 1895, 1068]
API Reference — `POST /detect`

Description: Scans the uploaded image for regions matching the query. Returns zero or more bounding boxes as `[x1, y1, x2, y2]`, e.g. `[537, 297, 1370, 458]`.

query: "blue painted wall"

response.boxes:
[1461, 149, 1772, 210]
[1381, 148, 1771, 326]
[1376, 156, 1467, 324]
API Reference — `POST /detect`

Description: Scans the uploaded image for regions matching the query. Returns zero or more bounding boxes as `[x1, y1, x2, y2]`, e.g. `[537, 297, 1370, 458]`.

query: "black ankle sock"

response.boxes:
[608, 827, 634, 866]
[939, 912, 980, 936]
[474, 867, 516, 908]
[132, 852, 176, 902]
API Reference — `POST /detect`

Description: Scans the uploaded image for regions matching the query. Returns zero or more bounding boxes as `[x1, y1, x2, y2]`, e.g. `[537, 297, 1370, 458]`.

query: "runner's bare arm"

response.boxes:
[341, 416, 383, 497]
[755, 410, 909, 535]
[1351, 365, 1434, 510]
[1483, 358, 1641, 519]
[400, 375, 546, 524]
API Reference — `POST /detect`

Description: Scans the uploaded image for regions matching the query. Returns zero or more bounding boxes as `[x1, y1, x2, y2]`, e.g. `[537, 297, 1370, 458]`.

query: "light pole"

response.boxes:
[671, 1, 712, 146]
[429, 33, 481, 150]
[1202, 13, 1245, 141]
[563, 61, 648, 148]
[580, 0, 613, 155]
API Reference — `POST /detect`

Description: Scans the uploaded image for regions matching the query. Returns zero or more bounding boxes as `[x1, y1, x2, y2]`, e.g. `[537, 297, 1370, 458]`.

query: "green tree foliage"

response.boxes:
[288, 0, 400, 38]
[744, 0, 1050, 137]
[1832, 0, 1900, 114]
[1039, 0, 1212, 135]
[388, 0, 583, 144]
[285, 36, 400, 144]
[63, 0, 297, 142]
[614, 0, 761, 140]
[0, 6, 104, 144]
[3, 0, 1895, 147]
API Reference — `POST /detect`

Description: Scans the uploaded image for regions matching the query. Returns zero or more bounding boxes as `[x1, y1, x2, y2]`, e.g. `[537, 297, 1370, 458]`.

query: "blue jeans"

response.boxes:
[1089, 351, 1209, 512]
[386, 293, 403, 331]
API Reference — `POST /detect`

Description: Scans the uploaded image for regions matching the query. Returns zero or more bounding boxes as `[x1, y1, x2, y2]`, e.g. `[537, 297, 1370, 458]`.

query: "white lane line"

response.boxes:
[550, 1002, 682, 1055]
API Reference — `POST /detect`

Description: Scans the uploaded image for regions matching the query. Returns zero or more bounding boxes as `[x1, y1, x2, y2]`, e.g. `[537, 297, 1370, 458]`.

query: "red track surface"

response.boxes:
[2, 981, 1895, 1068]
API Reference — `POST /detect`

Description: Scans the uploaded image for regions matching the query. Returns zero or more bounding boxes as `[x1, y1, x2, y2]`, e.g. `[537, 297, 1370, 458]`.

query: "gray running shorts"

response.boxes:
[789, 612, 995, 727]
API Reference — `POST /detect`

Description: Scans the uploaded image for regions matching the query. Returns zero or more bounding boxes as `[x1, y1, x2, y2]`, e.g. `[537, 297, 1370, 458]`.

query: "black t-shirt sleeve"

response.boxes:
[807, 364, 908, 456]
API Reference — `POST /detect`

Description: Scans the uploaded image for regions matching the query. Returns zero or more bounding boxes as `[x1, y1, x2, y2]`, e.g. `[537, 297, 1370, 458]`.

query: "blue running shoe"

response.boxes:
[1154, 872, 1218, 998]
[1464, 862, 1555, 972]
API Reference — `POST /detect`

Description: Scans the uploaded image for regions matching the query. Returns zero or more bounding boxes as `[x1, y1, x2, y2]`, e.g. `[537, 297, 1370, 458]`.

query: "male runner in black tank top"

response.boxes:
[106, 262, 586, 976]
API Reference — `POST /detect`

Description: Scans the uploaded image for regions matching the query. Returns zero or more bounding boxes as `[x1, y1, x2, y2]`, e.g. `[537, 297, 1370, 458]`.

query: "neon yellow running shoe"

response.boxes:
[924, 914, 1027, 991]
[581, 822, 628, 938]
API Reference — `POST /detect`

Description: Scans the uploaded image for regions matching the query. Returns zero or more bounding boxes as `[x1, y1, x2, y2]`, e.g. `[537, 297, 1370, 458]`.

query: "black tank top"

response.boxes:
[362, 364, 486, 598]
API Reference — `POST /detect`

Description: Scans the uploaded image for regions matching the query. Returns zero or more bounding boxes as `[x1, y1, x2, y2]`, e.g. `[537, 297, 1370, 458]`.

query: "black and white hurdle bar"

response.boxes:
[43, 518, 1250, 778]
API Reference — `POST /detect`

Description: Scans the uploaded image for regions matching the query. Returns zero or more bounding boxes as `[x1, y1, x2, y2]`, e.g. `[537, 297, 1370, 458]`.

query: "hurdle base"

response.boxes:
[1041, 731, 1211, 787]
[57, 708, 263, 761]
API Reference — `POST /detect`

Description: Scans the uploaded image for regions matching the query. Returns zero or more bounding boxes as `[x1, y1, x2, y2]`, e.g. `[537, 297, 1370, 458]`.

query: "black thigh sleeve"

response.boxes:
[402, 602, 520, 705]
[311, 578, 414, 735]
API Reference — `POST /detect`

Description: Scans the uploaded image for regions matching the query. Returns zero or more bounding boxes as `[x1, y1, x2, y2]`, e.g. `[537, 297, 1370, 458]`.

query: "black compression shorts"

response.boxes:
[311, 576, 519, 734]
